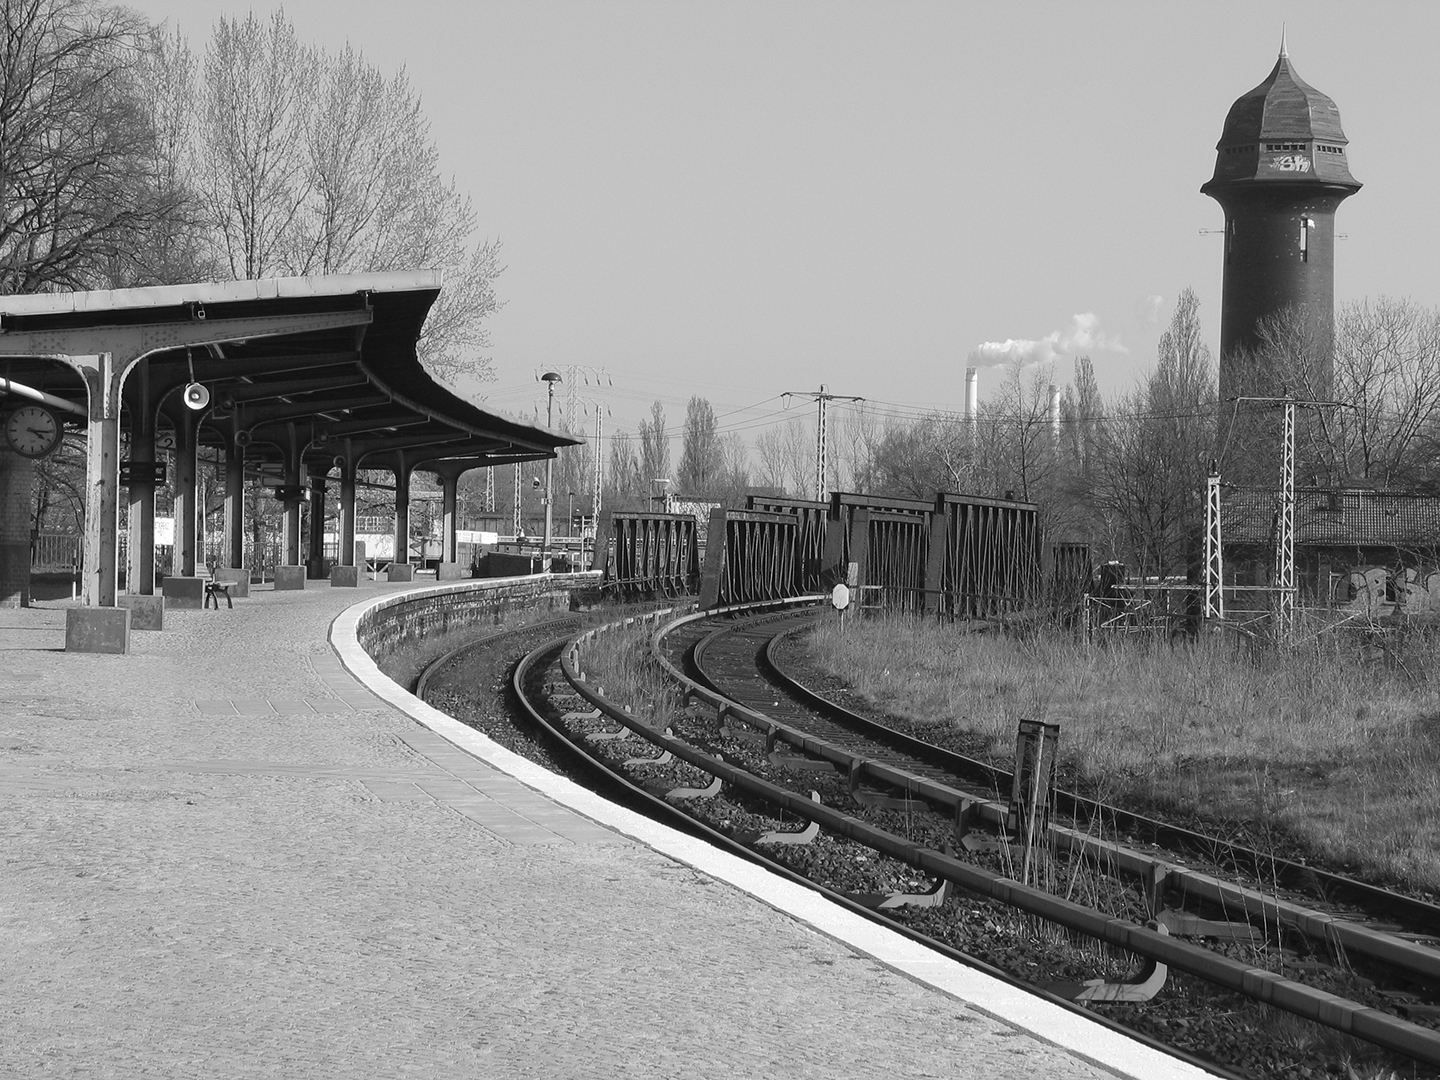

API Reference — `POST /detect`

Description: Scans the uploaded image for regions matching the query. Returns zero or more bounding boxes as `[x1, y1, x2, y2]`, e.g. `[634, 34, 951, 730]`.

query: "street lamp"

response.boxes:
[541, 371, 561, 570]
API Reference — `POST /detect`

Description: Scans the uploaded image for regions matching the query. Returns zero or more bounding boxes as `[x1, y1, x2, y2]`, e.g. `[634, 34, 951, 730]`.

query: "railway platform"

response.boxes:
[0, 580, 1211, 1079]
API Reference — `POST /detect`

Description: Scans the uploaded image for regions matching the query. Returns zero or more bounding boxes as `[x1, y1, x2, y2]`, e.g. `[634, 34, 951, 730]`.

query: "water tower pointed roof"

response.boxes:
[1222, 50, 1347, 144]
[1203, 48, 1359, 191]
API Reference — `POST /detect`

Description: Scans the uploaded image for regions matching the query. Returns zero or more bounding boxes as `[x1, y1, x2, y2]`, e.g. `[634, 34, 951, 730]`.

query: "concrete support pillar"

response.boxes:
[125, 360, 156, 594]
[283, 424, 301, 566]
[307, 473, 327, 579]
[81, 354, 121, 607]
[393, 455, 410, 566]
[339, 450, 357, 567]
[172, 406, 199, 577]
[224, 432, 245, 571]
[441, 472, 459, 564]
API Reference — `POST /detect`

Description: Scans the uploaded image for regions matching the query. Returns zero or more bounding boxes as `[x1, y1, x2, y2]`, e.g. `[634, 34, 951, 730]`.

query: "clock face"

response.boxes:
[4, 404, 62, 459]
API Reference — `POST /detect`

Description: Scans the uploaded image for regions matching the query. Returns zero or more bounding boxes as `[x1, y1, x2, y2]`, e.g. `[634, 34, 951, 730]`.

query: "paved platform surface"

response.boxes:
[1, 582, 1207, 1079]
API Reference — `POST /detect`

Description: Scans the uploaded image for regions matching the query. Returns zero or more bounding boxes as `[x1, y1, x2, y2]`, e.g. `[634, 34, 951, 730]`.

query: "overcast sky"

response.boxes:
[132, 0, 1440, 447]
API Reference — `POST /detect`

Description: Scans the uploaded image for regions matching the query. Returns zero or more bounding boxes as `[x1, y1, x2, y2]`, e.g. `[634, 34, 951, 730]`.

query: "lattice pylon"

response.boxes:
[1274, 400, 1296, 641]
[592, 410, 603, 520]
[814, 393, 828, 503]
[1203, 468, 1223, 620]
[512, 462, 522, 537]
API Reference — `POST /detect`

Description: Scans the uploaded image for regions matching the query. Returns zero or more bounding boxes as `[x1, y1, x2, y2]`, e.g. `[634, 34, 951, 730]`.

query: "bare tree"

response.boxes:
[606, 429, 641, 507]
[637, 401, 670, 494]
[677, 395, 722, 495]
[197, 10, 316, 280]
[755, 417, 812, 496]
[1085, 289, 1216, 576]
[192, 12, 500, 382]
[0, 0, 181, 292]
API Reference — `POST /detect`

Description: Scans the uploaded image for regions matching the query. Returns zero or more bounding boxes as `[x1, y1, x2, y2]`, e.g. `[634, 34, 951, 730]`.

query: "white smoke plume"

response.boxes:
[968, 313, 1127, 370]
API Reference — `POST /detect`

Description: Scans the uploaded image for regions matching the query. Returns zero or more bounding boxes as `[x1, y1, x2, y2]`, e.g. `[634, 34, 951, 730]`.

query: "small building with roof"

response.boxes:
[1220, 487, 1440, 617]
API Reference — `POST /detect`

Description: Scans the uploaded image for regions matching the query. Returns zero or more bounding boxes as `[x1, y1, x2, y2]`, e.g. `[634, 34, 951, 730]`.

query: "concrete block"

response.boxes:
[483, 552, 537, 578]
[212, 566, 250, 598]
[274, 565, 307, 591]
[386, 563, 414, 582]
[117, 594, 164, 631]
[437, 562, 470, 581]
[330, 565, 360, 588]
[162, 576, 205, 610]
[65, 606, 130, 654]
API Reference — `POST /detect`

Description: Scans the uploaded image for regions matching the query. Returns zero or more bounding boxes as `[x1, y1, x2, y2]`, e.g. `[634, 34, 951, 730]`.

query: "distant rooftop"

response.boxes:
[1223, 488, 1440, 549]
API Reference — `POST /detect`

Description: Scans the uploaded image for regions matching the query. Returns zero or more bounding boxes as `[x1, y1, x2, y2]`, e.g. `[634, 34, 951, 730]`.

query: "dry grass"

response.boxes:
[571, 621, 680, 727]
[808, 613, 1440, 892]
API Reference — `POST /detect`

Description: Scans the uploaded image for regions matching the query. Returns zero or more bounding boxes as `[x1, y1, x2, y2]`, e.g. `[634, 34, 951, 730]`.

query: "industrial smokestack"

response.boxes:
[1048, 384, 1061, 439]
[965, 367, 978, 423]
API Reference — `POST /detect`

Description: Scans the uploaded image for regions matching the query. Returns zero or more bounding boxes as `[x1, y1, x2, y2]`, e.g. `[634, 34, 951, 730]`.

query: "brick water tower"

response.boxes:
[1201, 39, 1360, 403]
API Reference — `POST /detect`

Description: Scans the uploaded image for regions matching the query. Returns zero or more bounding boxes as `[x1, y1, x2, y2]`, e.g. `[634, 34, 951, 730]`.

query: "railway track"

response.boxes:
[419, 600, 1440, 1076]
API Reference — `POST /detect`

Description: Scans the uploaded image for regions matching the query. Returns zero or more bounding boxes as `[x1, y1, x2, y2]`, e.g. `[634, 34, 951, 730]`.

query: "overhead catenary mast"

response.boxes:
[783, 385, 864, 502]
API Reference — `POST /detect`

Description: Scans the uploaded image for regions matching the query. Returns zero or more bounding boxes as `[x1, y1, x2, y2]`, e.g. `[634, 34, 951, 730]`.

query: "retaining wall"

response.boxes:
[354, 571, 602, 661]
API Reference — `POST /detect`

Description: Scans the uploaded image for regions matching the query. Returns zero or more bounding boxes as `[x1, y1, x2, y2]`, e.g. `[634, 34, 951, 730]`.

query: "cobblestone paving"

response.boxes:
[1, 582, 1121, 1078]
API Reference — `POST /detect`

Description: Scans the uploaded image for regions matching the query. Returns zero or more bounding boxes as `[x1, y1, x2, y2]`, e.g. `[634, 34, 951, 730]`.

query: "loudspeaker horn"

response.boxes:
[183, 382, 210, 410]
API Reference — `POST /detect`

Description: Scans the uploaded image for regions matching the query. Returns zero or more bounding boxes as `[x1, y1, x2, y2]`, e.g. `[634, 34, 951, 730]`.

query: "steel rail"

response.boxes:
[691, 610, 1440, 982]
[759, 617, 1440, 935]
[414, 616, 582, 700]
[525, 612, 1239, 1080]
[595, 604, 1440, 1066]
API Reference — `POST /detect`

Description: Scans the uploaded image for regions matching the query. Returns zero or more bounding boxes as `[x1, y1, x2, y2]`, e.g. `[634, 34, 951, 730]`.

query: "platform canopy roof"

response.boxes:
[0, 270, 579, 479]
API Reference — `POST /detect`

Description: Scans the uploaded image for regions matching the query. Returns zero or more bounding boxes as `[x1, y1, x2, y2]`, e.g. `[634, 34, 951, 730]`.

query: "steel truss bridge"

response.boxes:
[592, 490, 1066, 616]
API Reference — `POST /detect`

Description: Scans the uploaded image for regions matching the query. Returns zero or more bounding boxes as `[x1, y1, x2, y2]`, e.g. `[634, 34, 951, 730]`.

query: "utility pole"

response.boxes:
[1278, 398, 1296, 640]
[1230, 393, 1342, 642]
[484, 468, 494, 514]
[592, 409, 603, 520]
[541, 371, 561, 571]
[1203, 464, 1223, 621]
[783, 385, 864, 503]
[512, 462, 521, 538]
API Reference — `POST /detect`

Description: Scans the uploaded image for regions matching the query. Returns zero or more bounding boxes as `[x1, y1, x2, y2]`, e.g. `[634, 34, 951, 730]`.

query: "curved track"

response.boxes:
[419, 600, 1440, 1075]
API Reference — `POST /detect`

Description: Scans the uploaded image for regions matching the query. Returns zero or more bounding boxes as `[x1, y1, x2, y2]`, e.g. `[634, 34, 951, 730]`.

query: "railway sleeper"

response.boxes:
[625, 733, 676, 767]
[848, 760, 922, 810]
[844, 879, 951, 911]
[1155, 909, 1265, 946]
[740, 791, 823, 845]
[1040, 923, 1170, 1003]
[666, 776, 723, 800]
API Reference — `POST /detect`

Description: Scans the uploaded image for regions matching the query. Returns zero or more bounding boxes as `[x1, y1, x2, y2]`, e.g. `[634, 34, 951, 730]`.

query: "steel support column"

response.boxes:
[224, 432, 245, 571]
[283, 423, 302, 566]
[441, 472, 459, 564]
[393, 453, 411, 567]
[307, 473, 327, 578]
[339, 446, 357, 567]
[125, 359, 156, 594]
[171, 406, 199, 577]
[80, 355, 120, 606]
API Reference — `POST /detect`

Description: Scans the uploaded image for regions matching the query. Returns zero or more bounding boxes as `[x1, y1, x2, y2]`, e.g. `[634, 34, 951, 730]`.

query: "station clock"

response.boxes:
[4, 403, 63, 459]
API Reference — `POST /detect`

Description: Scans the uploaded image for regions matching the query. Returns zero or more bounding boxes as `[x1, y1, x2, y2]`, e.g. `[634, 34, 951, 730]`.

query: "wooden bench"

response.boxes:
[204, 576, 233, 609]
